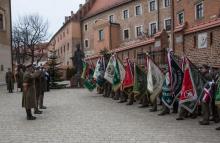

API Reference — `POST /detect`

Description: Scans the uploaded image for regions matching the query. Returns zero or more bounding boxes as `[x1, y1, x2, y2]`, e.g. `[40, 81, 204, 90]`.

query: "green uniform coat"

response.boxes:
[22, 71, 39, 109]
[5, 71, 14, 91]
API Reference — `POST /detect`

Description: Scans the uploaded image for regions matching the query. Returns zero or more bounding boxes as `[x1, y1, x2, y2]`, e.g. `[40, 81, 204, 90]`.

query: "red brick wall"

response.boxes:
[179, 27, 220, 68]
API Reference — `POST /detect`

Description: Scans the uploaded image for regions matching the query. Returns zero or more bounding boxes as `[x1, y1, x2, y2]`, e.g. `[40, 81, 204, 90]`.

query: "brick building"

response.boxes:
[47, 12, 81, 69]
[82, 0, 172, 65]
[49, 0, 220, 70]
[173, 0, 220, 67]
[0, 0, 12, 84]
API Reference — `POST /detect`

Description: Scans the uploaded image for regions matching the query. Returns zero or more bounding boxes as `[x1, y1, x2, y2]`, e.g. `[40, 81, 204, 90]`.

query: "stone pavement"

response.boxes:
[0, 87, 220, 143]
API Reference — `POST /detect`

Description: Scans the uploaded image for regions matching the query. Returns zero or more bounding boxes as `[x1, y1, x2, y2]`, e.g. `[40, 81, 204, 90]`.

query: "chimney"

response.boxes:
[71, 11, 74, 16]
[65, 16, 69, 22]
[79, 4, 83, 9]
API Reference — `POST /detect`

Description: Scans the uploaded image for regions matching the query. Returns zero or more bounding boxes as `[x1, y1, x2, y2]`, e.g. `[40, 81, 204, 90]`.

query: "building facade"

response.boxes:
[47, 14, 81, 69]
[49, 0, 220, 71]
[173, 0, 220, 67]
[82, 0, 172, 61]
[0, 0, 12, 84]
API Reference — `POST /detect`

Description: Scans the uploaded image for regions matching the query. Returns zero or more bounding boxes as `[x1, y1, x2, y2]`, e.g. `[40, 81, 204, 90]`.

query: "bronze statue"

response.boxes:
[73, 44, 84, 74]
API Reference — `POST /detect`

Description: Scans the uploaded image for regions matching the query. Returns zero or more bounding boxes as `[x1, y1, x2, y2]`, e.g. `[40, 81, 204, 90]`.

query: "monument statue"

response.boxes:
[73, 44, 84, 74]
[71, 44, 84, 88]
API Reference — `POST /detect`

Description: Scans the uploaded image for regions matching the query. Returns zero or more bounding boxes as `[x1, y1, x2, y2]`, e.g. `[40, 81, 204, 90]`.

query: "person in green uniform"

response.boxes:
[22, 66, 40, 120]
[5, 68, 14, 93]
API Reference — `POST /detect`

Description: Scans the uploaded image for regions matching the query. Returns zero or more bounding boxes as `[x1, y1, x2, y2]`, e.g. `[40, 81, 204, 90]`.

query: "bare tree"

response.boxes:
[12, 14, 49, 65]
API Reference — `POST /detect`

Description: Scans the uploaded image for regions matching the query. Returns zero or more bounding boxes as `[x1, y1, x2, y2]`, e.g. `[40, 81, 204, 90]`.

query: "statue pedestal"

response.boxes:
[70, 74, 83, 88]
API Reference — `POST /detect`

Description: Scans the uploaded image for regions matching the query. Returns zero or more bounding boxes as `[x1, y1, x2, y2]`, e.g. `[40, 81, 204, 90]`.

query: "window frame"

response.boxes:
[163, 0, 171, 8]
[123, 29, 130, 40]
[84, 24, 88, 31]
[122, 9, 129, 20]
[148, 0, 157, 12]
[164, 18, 172, 31]
[135, 25, 143, 38]
[177, 11, 184, 25]
[109, 15, 114, 23]
[0, 10, 6, 31]
[98, 29, 104, 41]
[149, 21, 158, 36]
[135, 4, 142, 16]
[84, 39, 89, 48]
[195, 1, 204, 20]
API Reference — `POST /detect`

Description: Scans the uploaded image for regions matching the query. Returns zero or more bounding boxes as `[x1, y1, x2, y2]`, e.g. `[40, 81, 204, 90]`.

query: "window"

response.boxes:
[149, 0, 156, 11]
[164, 18, 171, 31]
[67, 28, 69, 34]
[136, 26, 143, 37]
[164, 0, 171, 7]
[123, 29, 129, 40]
[177, 11, 184, 25]
[137, 53, 145, 65]
[84, 24, 88, 31]
[64, 46, 65, 53]
[123, 9, 129, 19]
[63, 31, 65, 37]
[195, 2, 204, 19]
[109, 15, 114, 23]
[135, 5, 142, 16]
[84, 40, 89, 48]
[149, 22, 157, 35]
[99, 29, 104, 41]
[67, 43, 69, 51]
[0, 14, 4, 30]
[0, 65, 4, 71]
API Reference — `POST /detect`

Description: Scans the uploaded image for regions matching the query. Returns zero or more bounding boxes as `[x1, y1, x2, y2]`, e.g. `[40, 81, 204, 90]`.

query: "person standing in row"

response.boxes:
[16, 68, 24, 92]
[34, 67, 43, 114]
[5, 68, 14, 93]
[22, 66, 40, 120]
[39, 67, 47, 109]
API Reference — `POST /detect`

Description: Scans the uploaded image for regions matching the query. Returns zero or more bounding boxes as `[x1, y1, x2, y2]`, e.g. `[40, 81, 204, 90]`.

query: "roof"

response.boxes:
[84, 0, 131, 19]
[185, 18, 220, 34]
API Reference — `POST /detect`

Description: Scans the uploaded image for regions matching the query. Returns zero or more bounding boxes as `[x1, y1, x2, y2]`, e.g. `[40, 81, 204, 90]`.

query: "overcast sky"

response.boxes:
[12, 0, 85, 37]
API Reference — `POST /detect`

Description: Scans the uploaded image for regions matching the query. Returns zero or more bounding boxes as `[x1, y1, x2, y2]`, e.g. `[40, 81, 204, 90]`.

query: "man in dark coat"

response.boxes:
[34, 67, 43, 114]
[16, 68, 24, 92]
[39, 68, 47, 109]
[22, 66, 40, 120]
[5, 68, 14, 93]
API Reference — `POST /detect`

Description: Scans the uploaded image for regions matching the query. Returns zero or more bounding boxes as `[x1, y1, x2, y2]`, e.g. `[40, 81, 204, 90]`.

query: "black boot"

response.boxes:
[26, 109, 36, 120]
[34, 108, 43, 114]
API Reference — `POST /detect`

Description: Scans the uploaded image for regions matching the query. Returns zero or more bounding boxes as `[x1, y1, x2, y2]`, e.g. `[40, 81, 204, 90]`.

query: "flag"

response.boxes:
[122, 59, 134, 89]
[93, 58, 102, 79]
[147, 57, 164, 102]
[133, 63, 147, 95]
[104, 55, 115, 84]
[83, 64, 96, 91]
[161, 72, 172, 106]
[112, 57, 125, 91]
[162, 52, 184, 108]
[202, 82, 213, 103]
[215, 78, 220, 107]
[93, 57, 105, 86]
[81, 62, 88, 79]
[179, 58, 207, 113]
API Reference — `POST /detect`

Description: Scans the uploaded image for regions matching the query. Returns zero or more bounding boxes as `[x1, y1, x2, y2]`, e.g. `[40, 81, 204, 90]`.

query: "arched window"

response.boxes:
[0, 13, 3, 30]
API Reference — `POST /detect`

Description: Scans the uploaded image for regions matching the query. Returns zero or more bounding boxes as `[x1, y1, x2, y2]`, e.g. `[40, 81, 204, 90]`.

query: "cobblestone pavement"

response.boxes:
[0, 87, 220, 143]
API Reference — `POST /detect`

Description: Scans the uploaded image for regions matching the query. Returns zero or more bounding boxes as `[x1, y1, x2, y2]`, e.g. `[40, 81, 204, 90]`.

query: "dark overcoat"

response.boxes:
[5, 71, 14, 90]
[22, 71, 39, 109]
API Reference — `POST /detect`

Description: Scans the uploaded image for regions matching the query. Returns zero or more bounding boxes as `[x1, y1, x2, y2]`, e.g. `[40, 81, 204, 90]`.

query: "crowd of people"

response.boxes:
[5, 65, 50, 120]
[82, 51, 220, 131]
